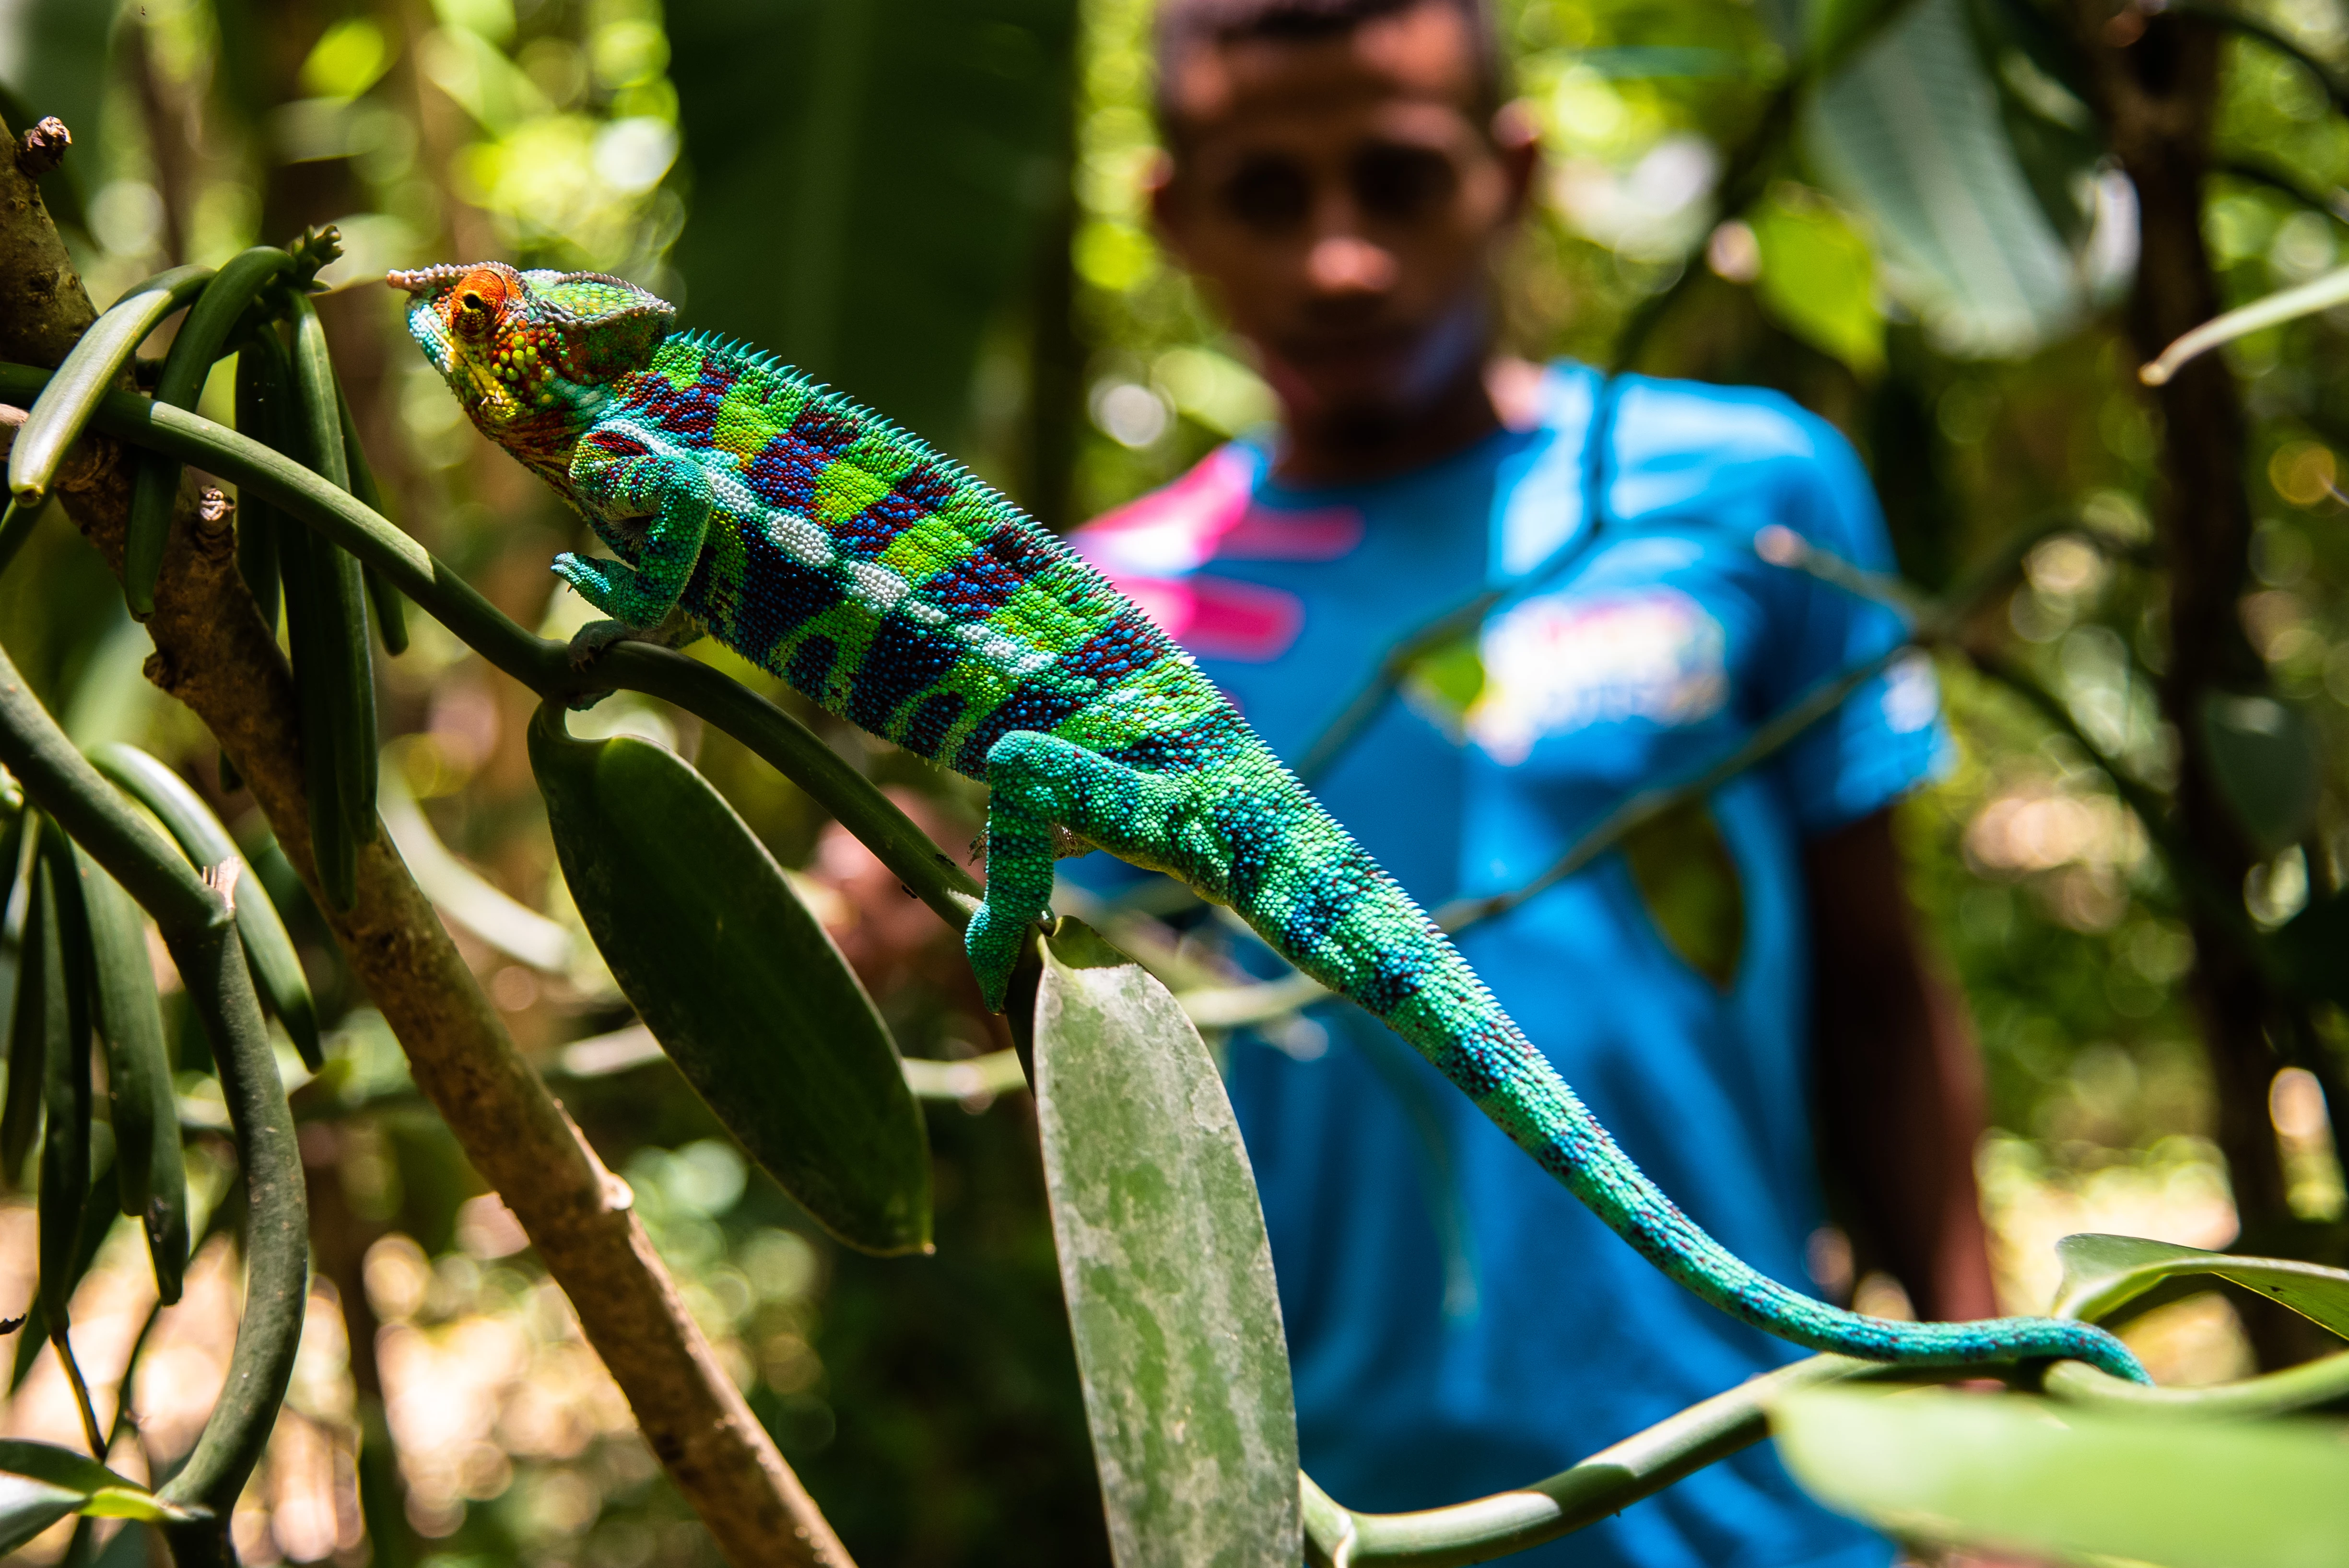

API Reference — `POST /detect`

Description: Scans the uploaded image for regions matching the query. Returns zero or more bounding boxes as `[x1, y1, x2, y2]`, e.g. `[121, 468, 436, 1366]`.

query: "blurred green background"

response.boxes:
[0, 0, 2344, 1561]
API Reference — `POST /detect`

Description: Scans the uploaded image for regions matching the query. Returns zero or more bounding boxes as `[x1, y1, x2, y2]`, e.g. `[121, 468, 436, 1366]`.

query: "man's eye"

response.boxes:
[1352, 144, 1457, 222]
[1219, 156, 1313, 232]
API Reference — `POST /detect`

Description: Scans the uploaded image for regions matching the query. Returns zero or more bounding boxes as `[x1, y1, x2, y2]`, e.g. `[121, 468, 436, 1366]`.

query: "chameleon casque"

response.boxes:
[394, 260, 2148, 1384]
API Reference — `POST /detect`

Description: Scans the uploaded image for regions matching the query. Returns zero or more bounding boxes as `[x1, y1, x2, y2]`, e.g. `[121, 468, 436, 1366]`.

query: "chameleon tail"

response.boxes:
[1233, 783, 2150, 1385]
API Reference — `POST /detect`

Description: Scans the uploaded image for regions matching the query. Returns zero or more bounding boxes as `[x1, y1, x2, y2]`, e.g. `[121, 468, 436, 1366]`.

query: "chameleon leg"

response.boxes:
[555, 438, 716, 634]
[966, 731, 1162, 1012]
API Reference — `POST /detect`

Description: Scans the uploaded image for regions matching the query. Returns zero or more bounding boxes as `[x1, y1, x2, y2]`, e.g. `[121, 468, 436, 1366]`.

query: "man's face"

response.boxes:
[1154, 4, 1535, 436]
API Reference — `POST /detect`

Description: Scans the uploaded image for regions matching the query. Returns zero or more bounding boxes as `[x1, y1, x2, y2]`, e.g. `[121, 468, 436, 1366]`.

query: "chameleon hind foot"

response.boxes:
[565, 619, 636, 670]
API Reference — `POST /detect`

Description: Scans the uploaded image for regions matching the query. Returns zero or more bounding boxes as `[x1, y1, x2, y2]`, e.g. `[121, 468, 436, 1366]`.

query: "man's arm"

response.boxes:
[1806, 807, 2002, 1322]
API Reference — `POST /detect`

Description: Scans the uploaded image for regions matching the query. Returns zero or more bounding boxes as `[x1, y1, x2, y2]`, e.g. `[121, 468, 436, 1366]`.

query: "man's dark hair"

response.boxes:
[1152, 0, 1505, 136]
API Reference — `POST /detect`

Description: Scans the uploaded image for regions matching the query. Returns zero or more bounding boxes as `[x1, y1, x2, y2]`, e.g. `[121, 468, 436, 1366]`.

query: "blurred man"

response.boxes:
[1063, 1, 1997, 1563]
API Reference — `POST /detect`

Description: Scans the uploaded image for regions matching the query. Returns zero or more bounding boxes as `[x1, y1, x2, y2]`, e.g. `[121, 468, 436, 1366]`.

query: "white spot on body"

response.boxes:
[962, 622, 1056, 680]
[846, 560, 909, 612]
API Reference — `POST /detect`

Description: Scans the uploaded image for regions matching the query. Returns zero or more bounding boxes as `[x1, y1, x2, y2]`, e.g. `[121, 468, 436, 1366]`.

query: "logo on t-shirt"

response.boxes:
[1466, 588, 1729, 763]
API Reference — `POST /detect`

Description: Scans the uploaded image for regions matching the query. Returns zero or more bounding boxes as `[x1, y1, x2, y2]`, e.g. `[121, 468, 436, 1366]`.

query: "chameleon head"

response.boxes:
[387, 261, 676, 438]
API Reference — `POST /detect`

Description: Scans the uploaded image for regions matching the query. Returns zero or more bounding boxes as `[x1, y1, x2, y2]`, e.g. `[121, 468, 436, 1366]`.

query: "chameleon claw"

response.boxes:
[565, 603, 703, 672]
[565, 619, 636, 670]
[963, 905, 1022, 1014]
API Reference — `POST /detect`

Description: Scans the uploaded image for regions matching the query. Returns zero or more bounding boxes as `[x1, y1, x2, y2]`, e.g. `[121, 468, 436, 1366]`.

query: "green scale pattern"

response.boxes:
[397, 262, 2149, 1384]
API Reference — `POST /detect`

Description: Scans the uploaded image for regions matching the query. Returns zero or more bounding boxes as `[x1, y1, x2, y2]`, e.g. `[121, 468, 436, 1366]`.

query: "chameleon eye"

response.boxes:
[449, 267, 511, 339]
[452, 292, 493, 339]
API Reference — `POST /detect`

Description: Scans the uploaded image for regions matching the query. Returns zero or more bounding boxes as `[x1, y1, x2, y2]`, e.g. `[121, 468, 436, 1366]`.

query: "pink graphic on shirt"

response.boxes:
[1217, 505, 1363, 560]
[1073, 446, 1358, 664]
[1077, 447, 1366, 574]
[1117, 573, 1304, 663]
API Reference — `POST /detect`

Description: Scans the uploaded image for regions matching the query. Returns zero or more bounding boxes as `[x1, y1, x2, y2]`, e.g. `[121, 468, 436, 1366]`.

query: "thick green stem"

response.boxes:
[154, 923, 305, 1556]
[2044, 1348, 2349, 1418]
[1303, 1357, 1989, 1567]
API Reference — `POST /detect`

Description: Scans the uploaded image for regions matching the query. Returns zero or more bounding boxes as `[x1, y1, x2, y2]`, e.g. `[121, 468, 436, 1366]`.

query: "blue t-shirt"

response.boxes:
[1067, 363, 1949, 1568]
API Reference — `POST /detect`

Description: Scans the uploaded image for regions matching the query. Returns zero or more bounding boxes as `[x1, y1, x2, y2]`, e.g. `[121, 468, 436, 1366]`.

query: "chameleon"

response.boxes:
[392, 260, 2149, 1385]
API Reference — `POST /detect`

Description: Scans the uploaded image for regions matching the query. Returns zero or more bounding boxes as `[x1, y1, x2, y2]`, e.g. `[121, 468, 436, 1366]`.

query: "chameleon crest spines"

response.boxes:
[394, 262, 2152, 1386]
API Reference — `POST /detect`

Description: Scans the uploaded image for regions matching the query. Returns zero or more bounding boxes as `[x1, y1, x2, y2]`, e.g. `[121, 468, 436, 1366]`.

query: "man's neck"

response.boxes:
[1269, 355, 1543, 486]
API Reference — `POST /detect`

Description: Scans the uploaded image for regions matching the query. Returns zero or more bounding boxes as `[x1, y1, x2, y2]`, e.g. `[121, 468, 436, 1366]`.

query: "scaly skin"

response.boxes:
[392, 262, 2149, 1384]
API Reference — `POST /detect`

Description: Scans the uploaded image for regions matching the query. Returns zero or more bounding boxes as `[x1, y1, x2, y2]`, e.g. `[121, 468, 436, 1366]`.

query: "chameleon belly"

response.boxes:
[600, 332, 1245, 781]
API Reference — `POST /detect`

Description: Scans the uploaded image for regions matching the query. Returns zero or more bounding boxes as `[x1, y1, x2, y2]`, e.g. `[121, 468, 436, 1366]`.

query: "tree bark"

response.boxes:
[0, 113, 855, 1567]
[2073, 12, 2310, 1364]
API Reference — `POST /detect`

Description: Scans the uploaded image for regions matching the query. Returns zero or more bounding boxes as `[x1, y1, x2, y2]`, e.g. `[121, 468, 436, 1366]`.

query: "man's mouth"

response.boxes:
[1276, 326, 1416, 372]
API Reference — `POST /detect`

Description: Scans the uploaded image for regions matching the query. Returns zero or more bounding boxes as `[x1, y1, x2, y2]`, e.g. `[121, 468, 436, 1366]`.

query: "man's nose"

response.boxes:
[1305, 234, 1398, 296]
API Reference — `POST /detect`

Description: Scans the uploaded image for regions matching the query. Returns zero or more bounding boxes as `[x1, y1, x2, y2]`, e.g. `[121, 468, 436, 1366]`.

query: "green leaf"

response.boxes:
[0, 1439, 203, 1555]
[1397, 634, 1485, 729]
[1032, 920, 1300, 1567]
[377, 766, 574, 974]
[86, 742, 322, 1071]
[1773, 1388, 2349, 1568]
[35, 826, 94, 1331]
[283, 294, 379, 899]
[335, 392, 410, 658]
[528, 702, 929, 1255]
[1620, 797, 1745, 991]
[0, 810, 25, 1036]
[1751, 185, 1885, 376]
[5, 265, 212, 506]
[2050, 1233, 2349, 1341]
[126, 246, 300, 616]
[2, 818, 52, 1182]
[2197, 692, 2321, 858]
[1573, 45, 1743, 78]
[0, 1473, 82, 1557]
[232, 333, 288, 632]
[1805, 0, 2086, 355]
[73, 843, 187, 1303]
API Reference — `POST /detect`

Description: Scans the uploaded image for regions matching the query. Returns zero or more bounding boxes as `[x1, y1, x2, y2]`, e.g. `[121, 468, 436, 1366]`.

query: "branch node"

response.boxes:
[14, 117, 69, 179]
[203, 859, 239, 913]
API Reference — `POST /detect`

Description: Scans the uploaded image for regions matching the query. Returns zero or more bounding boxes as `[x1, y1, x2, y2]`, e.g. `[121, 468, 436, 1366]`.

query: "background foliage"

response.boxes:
[0, 0, 2345, 1560]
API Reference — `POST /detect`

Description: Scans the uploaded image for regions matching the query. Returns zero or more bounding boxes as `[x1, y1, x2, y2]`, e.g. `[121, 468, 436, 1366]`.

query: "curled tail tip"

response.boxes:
[1863, 1314, 2147, 1383]
[2077, 1325, 2152, 1385]
[1993, 1318, 2148, 1384]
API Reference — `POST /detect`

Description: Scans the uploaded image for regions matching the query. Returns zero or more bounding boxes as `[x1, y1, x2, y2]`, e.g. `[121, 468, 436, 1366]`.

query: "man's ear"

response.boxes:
[1144, 149, 1192, 263]
[1490, 100, 1542, 225]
